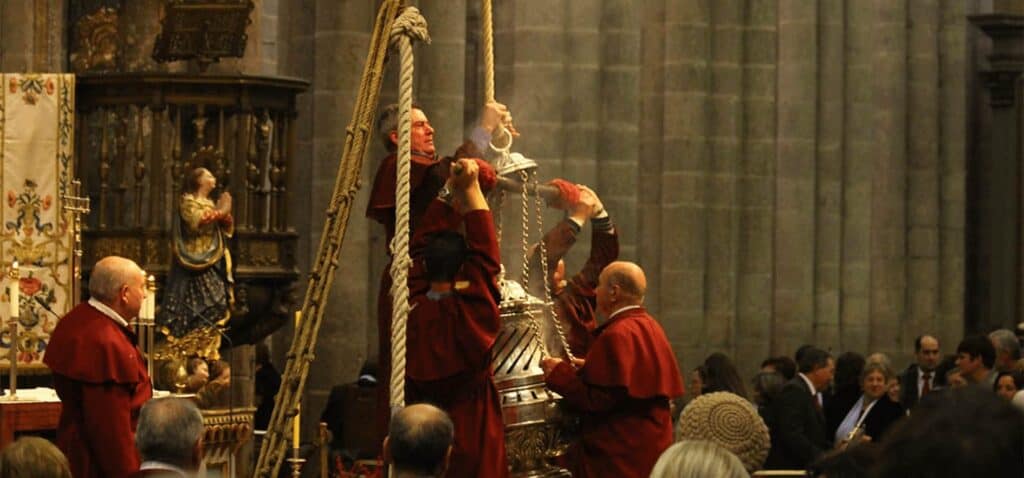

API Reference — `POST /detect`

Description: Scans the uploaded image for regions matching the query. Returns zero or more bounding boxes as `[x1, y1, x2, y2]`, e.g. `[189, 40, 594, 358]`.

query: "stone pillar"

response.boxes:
[938, 0, 967, 350]
[597, 0, 641, 261]
[840, 0, 876, 355]
[868, 0, 907, 359]
[638, 0, 666, 315]
[969, 8, 1024, 332]
[0, 0, 67, 72]
[735, 0, 777, 374]
[905, 0, 941, 350]
[773, 0, 817, 356]
[661, 0, 711, 373]
[814, 0, 844, 351]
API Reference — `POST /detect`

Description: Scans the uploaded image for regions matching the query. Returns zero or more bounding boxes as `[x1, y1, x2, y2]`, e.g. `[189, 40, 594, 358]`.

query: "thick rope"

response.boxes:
[253, 1, 402, 476]
[480, 0, 511, 152]
[481, 0, 495, 103]
[389, 6, 431, 413]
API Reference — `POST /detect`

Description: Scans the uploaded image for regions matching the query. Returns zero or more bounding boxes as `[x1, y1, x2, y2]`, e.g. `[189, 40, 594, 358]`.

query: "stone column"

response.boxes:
[969, 8, 1024, 332]
[705, 0, 742, 353]
[905, 0, 941, 349]
[814, 0, 844, 350]
[638, 0, 666, 315]
[735, 0, 776, 373]
[773, 0, 817, 356]
[938, 0, 967, 349]
[660, 0, 711, 372]
[597, 0, 641, 261]
[840, 0, 876, 355]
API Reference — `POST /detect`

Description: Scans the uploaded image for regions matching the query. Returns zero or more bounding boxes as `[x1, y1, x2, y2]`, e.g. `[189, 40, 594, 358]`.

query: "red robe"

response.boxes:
[545, 307, 684, 478]
[366, 143, 492, 446]
[540, 220, 619, 356]
[404, 199, 507, 478]
[44, 303, 153, 478]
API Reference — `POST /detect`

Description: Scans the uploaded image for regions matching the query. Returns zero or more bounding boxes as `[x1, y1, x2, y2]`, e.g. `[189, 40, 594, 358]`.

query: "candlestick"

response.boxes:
[8, 261, 18, 319]
[293, 310, 301, 449]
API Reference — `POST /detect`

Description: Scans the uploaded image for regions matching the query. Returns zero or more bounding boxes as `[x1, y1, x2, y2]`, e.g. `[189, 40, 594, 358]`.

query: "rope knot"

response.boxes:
[390, 6, 432, 47]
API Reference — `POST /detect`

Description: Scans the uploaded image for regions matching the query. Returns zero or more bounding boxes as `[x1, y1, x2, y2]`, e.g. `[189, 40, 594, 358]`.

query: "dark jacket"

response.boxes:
[765, 377, 830, 470]
[859, 397, 905, 442]
[899, 364, 922, 410]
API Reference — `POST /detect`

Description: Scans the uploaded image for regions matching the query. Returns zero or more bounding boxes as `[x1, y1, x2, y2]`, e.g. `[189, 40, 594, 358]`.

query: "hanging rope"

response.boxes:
[519, 170, 549, 358]
[253, 1, 402, 476]
[389, 6, 431, 413]
[480, 0, 512, 153]
[481, 0, 495, 103]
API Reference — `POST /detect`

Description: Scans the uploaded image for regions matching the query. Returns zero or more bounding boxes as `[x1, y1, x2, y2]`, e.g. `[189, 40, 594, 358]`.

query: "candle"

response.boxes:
[293, 310, 301, 449]
[9, 261, 18, 319]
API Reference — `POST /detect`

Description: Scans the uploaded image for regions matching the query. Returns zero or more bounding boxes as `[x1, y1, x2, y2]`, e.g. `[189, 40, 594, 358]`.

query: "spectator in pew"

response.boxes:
[131, 397, 204, 478]
[0, 437, 72, 478]
[649, 441, 746, 478]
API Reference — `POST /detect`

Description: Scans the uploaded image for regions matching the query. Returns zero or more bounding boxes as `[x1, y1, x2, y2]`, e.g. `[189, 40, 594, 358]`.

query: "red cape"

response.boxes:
[45, 303, 149, 385]
[580, 307, 684, 399]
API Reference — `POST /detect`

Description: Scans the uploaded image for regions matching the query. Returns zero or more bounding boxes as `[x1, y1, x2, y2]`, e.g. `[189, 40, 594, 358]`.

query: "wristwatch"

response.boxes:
[437, 185, 453, 203]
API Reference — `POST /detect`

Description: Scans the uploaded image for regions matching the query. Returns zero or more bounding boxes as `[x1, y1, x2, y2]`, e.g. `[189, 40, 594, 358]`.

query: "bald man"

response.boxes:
[384, 404, 454, 478]
[541, 261, 684, 478]
[45, 256, 153, 478]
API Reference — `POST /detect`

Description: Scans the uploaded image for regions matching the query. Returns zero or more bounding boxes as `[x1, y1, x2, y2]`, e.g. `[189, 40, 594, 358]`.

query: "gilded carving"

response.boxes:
[70, 7, 120, 73]
[88, 238, 143, 265]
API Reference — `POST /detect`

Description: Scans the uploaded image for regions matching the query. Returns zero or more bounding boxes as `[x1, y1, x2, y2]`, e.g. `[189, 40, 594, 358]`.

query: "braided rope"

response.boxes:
[481, 0, 495, 103]
[389, 6, 431, 412]
[254, 1, 402, 475]
[480, 0, 512, 152]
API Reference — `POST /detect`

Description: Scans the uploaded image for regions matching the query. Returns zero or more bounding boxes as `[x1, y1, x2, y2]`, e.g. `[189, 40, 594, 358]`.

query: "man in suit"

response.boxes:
[765, 346, 835, 470]
[131, 398, 204, 478]
[899, 334, 941, 410]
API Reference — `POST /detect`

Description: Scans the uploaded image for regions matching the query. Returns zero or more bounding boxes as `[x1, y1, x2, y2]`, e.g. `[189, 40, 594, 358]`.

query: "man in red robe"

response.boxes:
[44, 256, 154, 478]
[534, 184, 618, 357]
[366, 102, 509, 445]
[541, 261, 684, 478]
[403, 158, 508, 477]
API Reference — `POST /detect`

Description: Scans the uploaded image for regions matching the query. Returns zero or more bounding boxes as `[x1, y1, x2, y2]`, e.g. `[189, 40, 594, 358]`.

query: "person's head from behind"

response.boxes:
[761, 355, 797, 380]
[135, 397, 204, 472]
[0, 437, 71, 478]
[751, 371, 785, 406]
[649, 440, 747, 478]
[384, 403, 454, 477]
[594, 261, 647, 318]
[874, 386, 1024, 478]
[88, 256, 147, 320]
[702, 352, 748, 399]
[422, 231, 468, 286]
[834, 351, 866, 390]
[956, 335, 996, 382]
[798, 347, 835, 392]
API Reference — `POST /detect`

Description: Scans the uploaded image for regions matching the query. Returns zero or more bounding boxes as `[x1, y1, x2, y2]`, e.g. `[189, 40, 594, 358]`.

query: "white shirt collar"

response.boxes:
[608, 305, 642, 320]
[798, 372, 818, 396]
[88, 298, 130, 328]
[139, 461, 190, 477]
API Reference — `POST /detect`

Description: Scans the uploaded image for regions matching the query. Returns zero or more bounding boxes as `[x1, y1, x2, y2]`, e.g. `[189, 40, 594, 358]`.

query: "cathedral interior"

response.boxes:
[1, 0, 1024, 476]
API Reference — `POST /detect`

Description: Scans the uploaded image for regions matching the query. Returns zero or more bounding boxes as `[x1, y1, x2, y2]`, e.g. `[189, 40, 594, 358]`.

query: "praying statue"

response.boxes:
[157, 167, 234, 350]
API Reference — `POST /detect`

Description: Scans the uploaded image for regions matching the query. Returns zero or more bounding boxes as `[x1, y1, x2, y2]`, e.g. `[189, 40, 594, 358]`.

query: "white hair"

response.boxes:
[649, 440, 748, 478]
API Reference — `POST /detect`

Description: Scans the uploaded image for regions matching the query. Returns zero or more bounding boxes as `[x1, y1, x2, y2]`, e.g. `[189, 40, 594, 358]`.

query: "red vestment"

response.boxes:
[404, 199, 508, 478]
[366, 142, 492, 446]
[540, 220, 618, 356]
[44, 303, 153, 478]
[545, 307, 684, 478]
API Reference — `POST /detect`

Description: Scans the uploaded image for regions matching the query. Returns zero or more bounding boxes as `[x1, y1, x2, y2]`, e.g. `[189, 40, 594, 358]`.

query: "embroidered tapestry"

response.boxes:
[0, 74, 76, 369]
